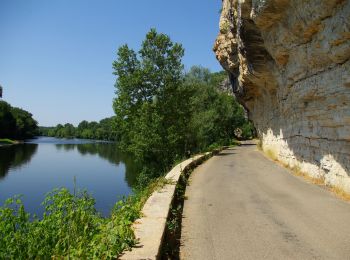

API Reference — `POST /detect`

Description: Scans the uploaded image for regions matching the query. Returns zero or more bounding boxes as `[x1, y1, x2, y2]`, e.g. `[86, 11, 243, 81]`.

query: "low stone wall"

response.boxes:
[120, 151, 219, 260]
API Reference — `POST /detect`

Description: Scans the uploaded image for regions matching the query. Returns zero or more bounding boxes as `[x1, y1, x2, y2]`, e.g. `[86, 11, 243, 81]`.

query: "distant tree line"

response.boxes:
[39, 117, 118, 141]
[0, 101, 38, 139]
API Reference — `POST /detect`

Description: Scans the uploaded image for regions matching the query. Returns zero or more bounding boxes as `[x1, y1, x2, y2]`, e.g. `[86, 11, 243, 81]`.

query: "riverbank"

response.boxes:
[0, 137, 140, 259]
[0, 138, 20, 146]
[0, 151, 211, 259]
[0, 140, 237, 258]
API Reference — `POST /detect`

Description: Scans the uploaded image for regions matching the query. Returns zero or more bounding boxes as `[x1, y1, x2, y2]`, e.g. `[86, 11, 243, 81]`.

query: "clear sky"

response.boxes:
[0, 0, 223, 126]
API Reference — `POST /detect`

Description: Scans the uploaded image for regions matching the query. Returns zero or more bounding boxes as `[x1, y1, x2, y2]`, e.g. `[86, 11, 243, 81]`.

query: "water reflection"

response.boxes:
[0, 144, 38, 179]
[55, 143, 140, 187]
[0, 141, 139, 187]
[55, 143, 76, 151]
[76, 143, 140, 186]
[0, 138, 140, 216]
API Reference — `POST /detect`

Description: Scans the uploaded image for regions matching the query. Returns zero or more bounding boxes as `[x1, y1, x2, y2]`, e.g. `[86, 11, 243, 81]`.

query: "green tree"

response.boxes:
[77, 120, 89, 131]
[41, 117, 119, 141]
[11, 107, 38, 138]
[113, 29, 187, 178]
[0, 101, 38, 139]
[0, 101, 16, 138]
[62, 123, 75, 138]
[185, 66, 253, 147]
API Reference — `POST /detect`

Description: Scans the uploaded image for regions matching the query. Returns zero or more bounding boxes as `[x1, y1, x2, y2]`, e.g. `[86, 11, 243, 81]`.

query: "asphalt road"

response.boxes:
[180, 145, 350, 260]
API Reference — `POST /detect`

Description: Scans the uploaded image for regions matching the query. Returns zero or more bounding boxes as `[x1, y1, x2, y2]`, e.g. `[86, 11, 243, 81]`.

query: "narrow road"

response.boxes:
[180, 145, 350, 260]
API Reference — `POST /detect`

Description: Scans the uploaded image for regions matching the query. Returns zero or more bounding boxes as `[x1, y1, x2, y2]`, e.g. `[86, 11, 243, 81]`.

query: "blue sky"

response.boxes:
[0, 0, 222, 126]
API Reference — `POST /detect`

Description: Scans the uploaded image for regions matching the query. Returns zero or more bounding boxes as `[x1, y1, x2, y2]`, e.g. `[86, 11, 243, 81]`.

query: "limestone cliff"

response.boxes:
[214, 0, 350, 192]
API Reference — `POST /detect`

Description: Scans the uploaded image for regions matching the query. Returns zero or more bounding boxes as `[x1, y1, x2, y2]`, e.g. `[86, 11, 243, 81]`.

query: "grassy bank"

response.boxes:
[0, 138, 18, 145]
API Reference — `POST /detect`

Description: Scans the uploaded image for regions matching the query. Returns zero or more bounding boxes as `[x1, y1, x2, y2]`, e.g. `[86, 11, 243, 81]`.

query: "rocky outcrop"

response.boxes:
[214, 0, 350, 192]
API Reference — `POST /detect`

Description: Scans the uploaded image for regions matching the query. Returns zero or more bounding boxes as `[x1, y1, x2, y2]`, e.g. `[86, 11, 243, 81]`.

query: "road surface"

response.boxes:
[180, 145, 350, 260]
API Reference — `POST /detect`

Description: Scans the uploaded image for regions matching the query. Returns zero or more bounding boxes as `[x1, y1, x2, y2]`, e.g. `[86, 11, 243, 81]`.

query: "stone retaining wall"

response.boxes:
[120, 151, 218, 259]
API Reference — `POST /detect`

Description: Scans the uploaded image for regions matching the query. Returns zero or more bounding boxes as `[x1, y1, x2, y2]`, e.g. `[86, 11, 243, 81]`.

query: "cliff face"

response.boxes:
[214, 0, 350, 191]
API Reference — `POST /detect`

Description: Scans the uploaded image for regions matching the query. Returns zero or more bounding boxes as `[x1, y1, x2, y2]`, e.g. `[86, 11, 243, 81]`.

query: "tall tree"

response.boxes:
[0, 101, 38, 139]
[0, 101, 16, 138]
[113, 31, 254, 181]
[113, 29, 187, 177]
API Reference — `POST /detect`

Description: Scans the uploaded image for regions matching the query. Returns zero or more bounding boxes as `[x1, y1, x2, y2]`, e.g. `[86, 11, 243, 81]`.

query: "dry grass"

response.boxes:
[256, 139, 263, 151]
[261, 149, 350, 202]
[290, 166, 325, 185]
[265, 148, 278, 161]
[328, 186, 350, 202]
[258, 144, 350, 202]
[287, 165, 350, 202]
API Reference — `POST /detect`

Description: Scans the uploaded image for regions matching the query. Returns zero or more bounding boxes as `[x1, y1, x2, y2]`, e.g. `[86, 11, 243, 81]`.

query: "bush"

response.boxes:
[0, 188, 142, 259]
[0, 175, 169, 259]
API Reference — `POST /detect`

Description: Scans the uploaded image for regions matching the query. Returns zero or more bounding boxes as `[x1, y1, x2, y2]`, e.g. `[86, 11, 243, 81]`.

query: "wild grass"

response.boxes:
[256, 139, 263, 151]
[290, 165, 325, 185]
[291, 166, 350, 201]
[265, 148, 278, 161]
[0, 138, 17, 145]
[273, 159, 350, 202]
[329, 186, 350, 201]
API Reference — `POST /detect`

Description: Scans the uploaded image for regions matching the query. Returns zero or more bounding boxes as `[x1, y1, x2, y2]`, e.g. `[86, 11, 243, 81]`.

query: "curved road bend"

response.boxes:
[180, 144, 350, 260]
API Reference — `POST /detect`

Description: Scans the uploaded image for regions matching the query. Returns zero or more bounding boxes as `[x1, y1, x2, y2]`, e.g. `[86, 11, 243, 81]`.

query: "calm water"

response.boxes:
[0, 137, 139, 217]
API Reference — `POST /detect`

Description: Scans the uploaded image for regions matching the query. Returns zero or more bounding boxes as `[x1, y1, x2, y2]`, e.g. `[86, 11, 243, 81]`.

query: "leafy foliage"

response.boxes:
[113, 29, 189, 178]
[0, 187, 150, 259]
[113, 30, 254, 182]
[184, 66, 254, 149]
[0, 101, 38, 139]
[40, 117, 118, 140]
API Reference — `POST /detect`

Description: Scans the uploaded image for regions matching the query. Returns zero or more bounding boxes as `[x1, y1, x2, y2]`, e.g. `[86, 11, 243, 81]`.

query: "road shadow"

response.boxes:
[215, 151, 236, 156]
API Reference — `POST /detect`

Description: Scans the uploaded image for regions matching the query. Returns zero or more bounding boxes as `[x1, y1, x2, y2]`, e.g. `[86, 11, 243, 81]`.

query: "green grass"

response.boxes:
[0, 138, 17, 145]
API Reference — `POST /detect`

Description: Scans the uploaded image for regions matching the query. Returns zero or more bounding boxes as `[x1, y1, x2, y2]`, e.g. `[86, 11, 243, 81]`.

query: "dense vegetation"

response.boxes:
[0, 29, 254, 259]
[0, 101, 38, 139]
[113, 29, 253, 182]
[40, 117, 117, 140]
[0, 179, 167, 259]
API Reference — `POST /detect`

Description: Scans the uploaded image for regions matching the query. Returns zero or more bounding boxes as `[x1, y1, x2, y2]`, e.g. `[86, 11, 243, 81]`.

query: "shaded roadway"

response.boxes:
[180, 144, 350, 259]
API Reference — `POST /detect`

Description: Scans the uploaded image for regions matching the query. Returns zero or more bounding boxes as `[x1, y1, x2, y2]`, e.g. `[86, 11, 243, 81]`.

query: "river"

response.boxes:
[0, 137, 139, 217]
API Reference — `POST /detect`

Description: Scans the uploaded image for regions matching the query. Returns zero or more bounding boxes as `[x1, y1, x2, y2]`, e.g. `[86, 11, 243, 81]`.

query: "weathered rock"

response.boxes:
[214, 0, 350, 192]
[218, 77, 234, 95]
